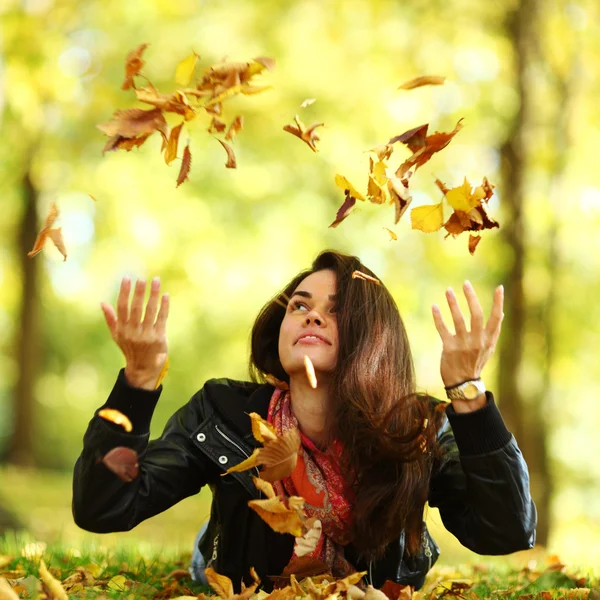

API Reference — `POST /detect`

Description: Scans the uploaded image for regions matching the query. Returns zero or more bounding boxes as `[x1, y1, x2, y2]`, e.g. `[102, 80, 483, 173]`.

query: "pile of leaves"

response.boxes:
[0, 548, 598, 599]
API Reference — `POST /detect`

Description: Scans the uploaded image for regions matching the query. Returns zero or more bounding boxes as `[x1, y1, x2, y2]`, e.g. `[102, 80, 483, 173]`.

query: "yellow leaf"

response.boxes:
[175, 52, 198, 86]
[205, 567, 234, 599]
[0, 577, 19, 600]
[410, 203, 444, 233]
[224, 448, 260, 474]
[249, 412, 277, 443]
[248, 496, 304, 537]
[39, 560, 68, 600]
[98, 409, 133, 432]
[445, 178, 482, 212]
[334, 175, 365, 201]
[384, 227, 397, 241]
[107, 574, 129, 591]
[164, 124, 183, 165]
[253, 476, 276, 499]
[155, 356, 169, 389]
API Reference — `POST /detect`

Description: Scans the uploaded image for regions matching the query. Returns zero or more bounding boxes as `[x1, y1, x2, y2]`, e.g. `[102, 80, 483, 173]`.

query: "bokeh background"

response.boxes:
[1, 0, 599, 570]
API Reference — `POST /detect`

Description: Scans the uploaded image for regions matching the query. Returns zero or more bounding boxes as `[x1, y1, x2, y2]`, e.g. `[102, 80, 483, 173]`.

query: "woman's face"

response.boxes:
[278, 269, 339, 378]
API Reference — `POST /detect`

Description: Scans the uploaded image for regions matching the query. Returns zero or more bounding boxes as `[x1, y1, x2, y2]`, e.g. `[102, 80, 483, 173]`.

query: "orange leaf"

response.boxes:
[176, 144, 192, 187]
[122, 43, 148, 91]
[224, 115, 244, 142]
[252, 476, 276, 499]
[208, 117, 226, 133]
[247, 496, 304, 537]
[351, 270, 381, 285]
[98, 409, 133, 432]
[216, 138, 237, 168]
[304, 355, 317, 389]
[27, 203, 59, 258]
[98, 108, 168, 142]
[135, 87, 196, 120]
[469, 235, 482, 255]
[102, 134, 150, 154]
[258, 429, 301, 483]
[389, 123, 429, 153]
[224, 448, 261, 474]
[47, 228, 67, 261]
[380, 580, 414, 600]
[329, 194, 356, 228]
[164, 122, 183, 165]
[249, 412, 277, 443]
[204, 567, 234, 599]
[281, 556, 330, 578]
[398, 75, 446, 90]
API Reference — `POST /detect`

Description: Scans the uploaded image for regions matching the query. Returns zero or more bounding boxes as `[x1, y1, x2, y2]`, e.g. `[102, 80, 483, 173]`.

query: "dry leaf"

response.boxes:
[380, 580, 413, 600]
[164, 122, 184, 165]
[335, 175, 365, 201]
[351, 270, 381, 285]
[389, 124, 429, 152]
[101, 447, 139, 482]
[175, 52, 199, 86]
[225, 448, 261, 474]
[387, 174, 412, 225]
[102, 134, 151, 154]
[248, 496, 304, 536]
[224, 115, 244, 141]
[294, 518, 322, 558]
[216, 138, 237, 168]
[208, 117, 227, 133]
[410, 203, 444, 233]
[283, 115, 324, 152]
[330, 194, 357, 228]
[28, 203, 66, 260]
[98, 409, 133, 432]
[257, 429, 301, 483]
[264, 374, 290, 390]
[205, 567, 234, 599]
[98, 108, 169, 141]
[398, 75, 445, 90]
[384, 228, 397, 241]
[177, 144, 192, 187]
[300, 98, 316, 108]
[0, 577, 19, 600]
[249, 412, 278, 443]
[364, 585, 390, 600]
[468, 235, 482, 255]
[280, 556, 330, 579]
[440, 177, 485, 212]
[253, 476, 276, 499]
[39, 560, 68, 600]
[135, 87, 196, 120]
[122, 43, 148, 91]
[303, 355, 317, 389]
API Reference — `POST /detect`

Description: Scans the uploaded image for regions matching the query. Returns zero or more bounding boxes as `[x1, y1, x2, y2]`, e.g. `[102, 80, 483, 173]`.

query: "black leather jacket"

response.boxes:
[72, 371, 536, 591]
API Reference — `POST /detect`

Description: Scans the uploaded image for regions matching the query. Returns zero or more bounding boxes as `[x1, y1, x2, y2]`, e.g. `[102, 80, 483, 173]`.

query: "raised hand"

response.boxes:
[432, 280, 504, 390]
[101, 276, 169, 390]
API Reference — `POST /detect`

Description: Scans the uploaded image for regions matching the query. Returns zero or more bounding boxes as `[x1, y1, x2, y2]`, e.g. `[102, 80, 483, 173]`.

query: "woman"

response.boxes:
[72, 250, 536, 591]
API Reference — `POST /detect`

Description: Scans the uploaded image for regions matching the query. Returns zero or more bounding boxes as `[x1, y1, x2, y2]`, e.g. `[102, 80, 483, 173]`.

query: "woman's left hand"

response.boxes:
[432, 281, 504, 392]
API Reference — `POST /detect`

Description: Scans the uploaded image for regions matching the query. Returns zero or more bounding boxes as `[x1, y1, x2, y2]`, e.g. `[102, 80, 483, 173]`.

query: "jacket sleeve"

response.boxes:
[72, 370, 220, 533]
[428, 393, 537, 554]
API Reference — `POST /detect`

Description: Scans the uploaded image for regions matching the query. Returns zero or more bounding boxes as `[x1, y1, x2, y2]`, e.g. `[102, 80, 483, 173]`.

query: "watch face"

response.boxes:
[464, 382, 480, 400]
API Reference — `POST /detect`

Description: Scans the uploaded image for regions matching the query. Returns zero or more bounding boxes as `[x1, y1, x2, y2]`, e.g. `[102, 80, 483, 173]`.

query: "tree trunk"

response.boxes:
[7, 165, 40, 466]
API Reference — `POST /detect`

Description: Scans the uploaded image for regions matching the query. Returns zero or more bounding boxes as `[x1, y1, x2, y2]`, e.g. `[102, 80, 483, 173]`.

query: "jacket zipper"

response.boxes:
[214, 425, 260, 478]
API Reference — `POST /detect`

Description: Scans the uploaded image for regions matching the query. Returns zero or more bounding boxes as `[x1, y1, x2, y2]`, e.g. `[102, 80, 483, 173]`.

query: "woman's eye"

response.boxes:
[292, 301, 307, 311]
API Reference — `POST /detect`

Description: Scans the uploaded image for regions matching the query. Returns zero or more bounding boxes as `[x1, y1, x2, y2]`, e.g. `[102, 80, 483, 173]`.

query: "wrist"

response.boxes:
[124, 367, 161, 391]
[450, 393, 487, 413]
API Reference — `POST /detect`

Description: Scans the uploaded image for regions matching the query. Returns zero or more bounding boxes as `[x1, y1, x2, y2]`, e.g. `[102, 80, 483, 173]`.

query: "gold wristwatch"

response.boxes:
[445, 379, 486, 401]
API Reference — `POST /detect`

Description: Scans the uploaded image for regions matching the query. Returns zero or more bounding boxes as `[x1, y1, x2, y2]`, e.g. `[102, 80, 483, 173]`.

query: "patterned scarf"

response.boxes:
[267, 388, 356, 577]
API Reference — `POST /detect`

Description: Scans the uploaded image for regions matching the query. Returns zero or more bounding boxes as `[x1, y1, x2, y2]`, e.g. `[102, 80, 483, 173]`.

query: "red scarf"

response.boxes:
[267, 388, 356, 577]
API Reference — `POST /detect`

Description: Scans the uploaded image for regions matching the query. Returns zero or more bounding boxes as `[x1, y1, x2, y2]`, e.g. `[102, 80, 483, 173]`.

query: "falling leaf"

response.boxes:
[208, 117, 227, 133]
[216, 138, 237, 168]
[334, 175, 365, 201]
[387, 175, 412, 224]
[469, 235, 482, 255]
[410, 203, 444, 233]
[367, 175, 387, 205]
[88, 194, 97, 202]
[300, 98, 316, 108]
[164, 123, 184, 165]
[97, 108, 169, 142]
[369, 144, 394, 161]
[248, 495, 305, 537]
[47, 228, 67, 261]
[249, 412, 278, 443]
[224, 115, 244, 141]
[384, 228, 397, 241]
[102, 134, 151, 154]
[122, 43, 148, 91]
[175, 52, 199, 86]
[39, 560, 68, 600]
[253, 476, 276, 499]
[389, 124, 429, 153]
[294, 518, 322, 558]
[351, 270, 381, 285]
[283, 115, 324, 152]
[304, 355, 317, 389]
[398, 75, 446, 90]
[205, 567, 234, 599]
[440, 177, 485, 212]
[135, 87, 196, 120]
[28, 203, 67, 260]
[177, 144, 192, 187]
[101, 447, 139, 482]
[98, 409, 133, 432]
[264, 374, 289, 390]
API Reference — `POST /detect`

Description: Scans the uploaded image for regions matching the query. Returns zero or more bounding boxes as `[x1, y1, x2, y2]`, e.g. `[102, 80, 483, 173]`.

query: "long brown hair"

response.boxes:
[249, 250, 444, 559]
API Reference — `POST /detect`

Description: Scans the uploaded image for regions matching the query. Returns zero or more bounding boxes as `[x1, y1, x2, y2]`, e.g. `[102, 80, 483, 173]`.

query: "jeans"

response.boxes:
[189, 521, 208, 583]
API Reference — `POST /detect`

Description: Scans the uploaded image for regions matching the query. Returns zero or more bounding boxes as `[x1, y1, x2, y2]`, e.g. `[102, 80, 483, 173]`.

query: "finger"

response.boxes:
[129, 279, 147, 325]
[485, 285, 504, 338]
[116, 277, 132, 323]
[431, 304, 452, 343]
[463, 280, 484, 333]
[101, 302, 118, 337]
[155, 293, 170, 335]
[445, 287, 468, 336]
[143, 277, 161, 326]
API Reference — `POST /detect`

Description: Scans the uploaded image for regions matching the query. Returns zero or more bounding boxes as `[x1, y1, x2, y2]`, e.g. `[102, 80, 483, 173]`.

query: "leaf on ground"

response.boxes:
[39, 560, 68, 600]
[175, 52, 199, 86]
[101, 446, 139, 482]
[283, 115, 324, 152]
[107, 574, 129, 591]
[281, 556, 330, 579]
[165, 122, 184, 165]
[122, 43, 148, 90]
[177, 144, 192, 187]
[380, 580, 413, 600]
[98, 408, 133, 432]
[216, 138, 237, 168]
[398, 75, 445, 90]
[0, 577, 19, 600]
[410, 203, 444, 233]
[205, 567, 234, 599]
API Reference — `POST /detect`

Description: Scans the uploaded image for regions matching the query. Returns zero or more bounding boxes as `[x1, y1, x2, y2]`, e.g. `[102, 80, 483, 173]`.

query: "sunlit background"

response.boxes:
[1, 0, 599, 571]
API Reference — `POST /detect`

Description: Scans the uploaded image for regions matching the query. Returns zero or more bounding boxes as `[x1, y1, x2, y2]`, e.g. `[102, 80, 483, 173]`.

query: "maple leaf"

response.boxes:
[164, 122, 183, 165]
[27, 203, 67, 261]
[204, 567, 233, 599]
[469, 235, 482, 255]
[175, 52, 199, 86]
[122, 43, 148, 91]
[410, 202, 444, 233]
[100, 447, 139, 482]
[216, 138, 237, 168]
[98, 409, 133, 432]
[97, 107, 169, 142]
[177, 144, 192, 187]
[248, 495, 305, 536]
[224, 115, 244, 142]
[304, 355, 317, 389]
[380, 581, 413, 600]
[398, 75, 445, 90]
[283, 115, 324, 152]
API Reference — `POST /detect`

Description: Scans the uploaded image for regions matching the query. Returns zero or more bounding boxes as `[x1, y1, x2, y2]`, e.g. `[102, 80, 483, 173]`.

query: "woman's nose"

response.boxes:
[305, 312, 323, 326]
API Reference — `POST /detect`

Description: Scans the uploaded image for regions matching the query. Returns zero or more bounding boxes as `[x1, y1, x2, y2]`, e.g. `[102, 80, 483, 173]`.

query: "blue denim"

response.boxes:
[189, 522, 209, 583]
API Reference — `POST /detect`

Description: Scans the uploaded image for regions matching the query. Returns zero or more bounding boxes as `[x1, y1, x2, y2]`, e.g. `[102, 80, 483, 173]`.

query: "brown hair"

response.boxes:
[249, 250, 443, 559]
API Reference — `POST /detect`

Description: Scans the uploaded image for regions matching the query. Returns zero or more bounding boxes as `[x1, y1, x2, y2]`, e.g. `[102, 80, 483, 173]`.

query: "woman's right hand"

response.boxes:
[101, 276, 169, 390]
